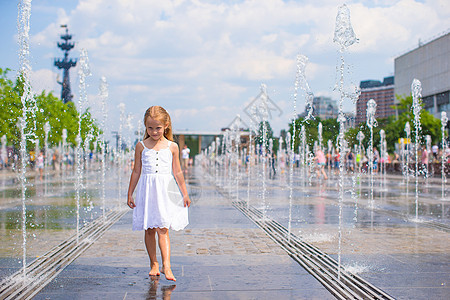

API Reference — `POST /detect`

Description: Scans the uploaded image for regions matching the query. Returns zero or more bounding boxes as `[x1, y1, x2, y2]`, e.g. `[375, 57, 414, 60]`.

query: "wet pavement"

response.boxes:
[0, 167, 125, 280]
[1, 164, 449, 299]
[33, 175, 333, 299]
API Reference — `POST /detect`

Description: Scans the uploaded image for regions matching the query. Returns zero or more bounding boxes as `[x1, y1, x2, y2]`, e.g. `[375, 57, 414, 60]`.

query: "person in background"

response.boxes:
[314, 147, 328, 180]
[36, 151, 44, 180]
[421, 145, 429, 176]
[333, 148, 340, 175]
[181, 144, 190, 173]
[373, 147, 379, 173]
[346, 150, 354, 172]
[432, 144, 439, 162]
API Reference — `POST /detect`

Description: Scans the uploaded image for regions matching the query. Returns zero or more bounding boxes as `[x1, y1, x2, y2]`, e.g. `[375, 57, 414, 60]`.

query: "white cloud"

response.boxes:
[31, 8, 70, 47]
[427, 0, 450, 17]
[349, 0, 449, 53]
[30, 68, 59, 95]
[172, 105, 237, 132]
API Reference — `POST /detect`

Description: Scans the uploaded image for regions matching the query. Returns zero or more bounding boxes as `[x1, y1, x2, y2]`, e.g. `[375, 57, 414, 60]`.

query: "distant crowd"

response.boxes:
[248, 143, 450, 180]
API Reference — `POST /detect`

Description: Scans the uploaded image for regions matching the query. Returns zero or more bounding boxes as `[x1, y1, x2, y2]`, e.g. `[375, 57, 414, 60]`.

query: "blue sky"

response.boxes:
[1, 0, 449, 142]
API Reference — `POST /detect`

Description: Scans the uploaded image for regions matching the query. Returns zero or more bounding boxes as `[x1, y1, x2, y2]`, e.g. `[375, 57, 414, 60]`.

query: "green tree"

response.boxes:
[345, 118, 388, 151]
[0, 68, 21, 147]
[255, 121, 274, 145]
[288, 117, 340, 152]
[385, 95, 441, 152]
[255, 121, 280, 153]
[0, 67, 101, 150]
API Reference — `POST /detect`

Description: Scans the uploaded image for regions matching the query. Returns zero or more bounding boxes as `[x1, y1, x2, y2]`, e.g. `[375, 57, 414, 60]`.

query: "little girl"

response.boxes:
[127, 106, 190, 282]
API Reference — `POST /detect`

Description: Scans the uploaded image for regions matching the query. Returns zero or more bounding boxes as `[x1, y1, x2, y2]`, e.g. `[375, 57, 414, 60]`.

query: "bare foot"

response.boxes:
[161, 266, 176, 281]
[149, 262, 160, 276]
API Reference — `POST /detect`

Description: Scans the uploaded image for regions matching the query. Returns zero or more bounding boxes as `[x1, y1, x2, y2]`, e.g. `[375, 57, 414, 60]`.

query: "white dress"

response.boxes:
[132, 140, 189, 231]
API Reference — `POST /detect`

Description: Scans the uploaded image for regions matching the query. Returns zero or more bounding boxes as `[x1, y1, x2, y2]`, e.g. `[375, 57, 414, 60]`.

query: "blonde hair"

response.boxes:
[143, 106, 174, 141]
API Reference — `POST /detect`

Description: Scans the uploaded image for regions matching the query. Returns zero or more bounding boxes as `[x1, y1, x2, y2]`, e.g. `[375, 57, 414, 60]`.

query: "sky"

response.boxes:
[1, 0, 449, 143]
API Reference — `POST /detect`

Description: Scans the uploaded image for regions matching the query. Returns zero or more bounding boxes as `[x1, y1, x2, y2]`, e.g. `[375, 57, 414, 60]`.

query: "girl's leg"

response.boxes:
[145, 229, 160, 276]
[156, 227, 176, 281]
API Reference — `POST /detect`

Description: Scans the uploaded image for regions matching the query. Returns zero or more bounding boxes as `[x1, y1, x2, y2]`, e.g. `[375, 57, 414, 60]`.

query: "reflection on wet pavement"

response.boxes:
[0, 168, 124, 276]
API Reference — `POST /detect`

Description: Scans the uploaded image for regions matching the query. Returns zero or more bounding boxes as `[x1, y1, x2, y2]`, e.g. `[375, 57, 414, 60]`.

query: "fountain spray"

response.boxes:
[215, 137, 220, 187]
[76, 48, 91, 243]
[295, 54, 313, 233]
[245, 84, 271, 218]
[327, 139, 333, 173]
[288, 54, 304, 241]
[44, 122, 50, 195]
[333, 3, 359, 280]
[441, 112, 448, 199]
[296, 55, 314, 121]
[278, 137, 283, 175]
[411, 79, 422, 221]
[224, 130, 232, 193]
[404, 121, 411, 197]
[426, 135, 431, 172]
[230, 115, 241, 201]
[99, 76, 109, 220]
[260, 86, 269, 219]
[247, 122, 253, 207]
[380, 129, 386, 191]
[300, 125, 306, 187]
[318, 122, 323, 151]
[357, 131, 365, 174]
[221, 130, 226, 188]
[1, 135, 6, 168]
[366, 99, 377, 209]
[118, 103, 126, 206]
[356, 131, 365, 218]
[18, 0, 38, 277]
[286, 131, 293, 241]
[126, 113, 134, 167]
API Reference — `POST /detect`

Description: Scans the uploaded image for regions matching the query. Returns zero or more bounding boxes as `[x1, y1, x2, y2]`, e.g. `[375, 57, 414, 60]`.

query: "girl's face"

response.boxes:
[145, 117, 167, 141]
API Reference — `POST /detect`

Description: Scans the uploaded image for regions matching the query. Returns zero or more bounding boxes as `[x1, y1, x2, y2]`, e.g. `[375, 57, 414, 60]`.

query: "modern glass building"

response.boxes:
[312, 96, 339, 120]
[394, 31, 450, 119]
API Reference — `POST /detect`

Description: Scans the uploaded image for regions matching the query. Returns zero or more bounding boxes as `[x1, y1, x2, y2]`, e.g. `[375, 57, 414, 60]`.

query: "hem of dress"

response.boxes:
[133, 223, 189, 231]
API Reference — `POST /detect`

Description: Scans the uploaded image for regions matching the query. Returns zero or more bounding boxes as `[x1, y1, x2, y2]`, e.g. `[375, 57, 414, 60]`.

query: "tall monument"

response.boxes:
[54, 25, 77, 103]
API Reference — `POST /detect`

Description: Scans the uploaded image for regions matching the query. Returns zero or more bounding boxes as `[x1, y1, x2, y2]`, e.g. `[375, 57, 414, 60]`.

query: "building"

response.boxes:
[298, 96, 338, 120]
[355, 76, 395, 125]
[343, 112, 356, 129]
[394, 31, 450, 119]
[312, 96, 338, 119]
[297, 96, 355, 128]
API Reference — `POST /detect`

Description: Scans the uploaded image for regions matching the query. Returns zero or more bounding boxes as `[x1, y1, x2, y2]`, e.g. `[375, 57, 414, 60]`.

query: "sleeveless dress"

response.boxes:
[132, 140, 189, 231]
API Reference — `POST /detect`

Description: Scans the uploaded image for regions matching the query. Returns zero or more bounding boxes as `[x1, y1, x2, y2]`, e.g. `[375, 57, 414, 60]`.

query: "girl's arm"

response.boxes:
[127, 142, 144, 208]
[171, 143, 191, 207]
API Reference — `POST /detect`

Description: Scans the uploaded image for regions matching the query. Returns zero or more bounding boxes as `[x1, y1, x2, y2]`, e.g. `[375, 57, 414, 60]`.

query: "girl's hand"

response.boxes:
[127, 196, 136, 209]
[183, 195, 191, 208]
